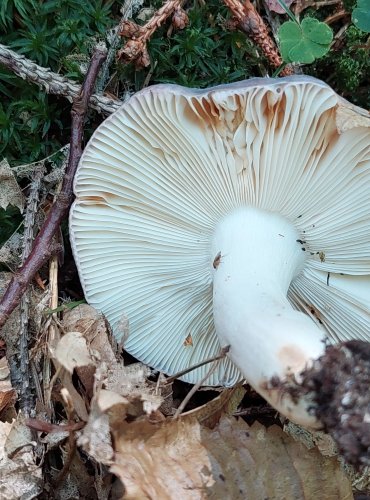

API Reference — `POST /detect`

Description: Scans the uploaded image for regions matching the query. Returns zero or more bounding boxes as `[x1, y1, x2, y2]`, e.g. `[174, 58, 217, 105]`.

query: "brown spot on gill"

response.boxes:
[81, 192, 122, 204]
[187, 96, 221, 129]
[261, 90, 287, 131]
[82, 196, 106, 203]
[304, 304, 323, 325]
[213, 251, 222, 269]
[186, 94, 246, 134]
[183, 334, 193, 347]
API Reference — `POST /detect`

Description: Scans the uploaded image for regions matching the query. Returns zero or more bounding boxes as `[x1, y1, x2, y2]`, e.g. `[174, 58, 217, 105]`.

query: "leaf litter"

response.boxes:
[0, 292, 364, 498]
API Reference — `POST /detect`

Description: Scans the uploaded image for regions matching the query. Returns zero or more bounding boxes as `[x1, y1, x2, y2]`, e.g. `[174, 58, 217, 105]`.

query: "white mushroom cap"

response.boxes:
[70, 76, 370, 398]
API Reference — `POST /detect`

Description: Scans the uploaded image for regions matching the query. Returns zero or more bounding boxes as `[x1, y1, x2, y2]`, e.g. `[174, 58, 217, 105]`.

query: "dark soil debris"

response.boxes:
[300, 341, 370, 468]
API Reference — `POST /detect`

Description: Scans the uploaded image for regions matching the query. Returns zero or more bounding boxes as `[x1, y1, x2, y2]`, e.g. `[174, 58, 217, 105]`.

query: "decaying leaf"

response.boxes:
[284, 420, 339, 457]
[110, 415, 353, 499]
[62, 304, 118, 367]
[77, 388, 128, 464]
[53, 331, 94, 373]
[0, 233, 23, 268]
[78, 361, 162, 465]
[0, 358, 15, 416]
[0, 159, 24, 211]
[182, 385, 245, 427]
[0, 417, 42, 499]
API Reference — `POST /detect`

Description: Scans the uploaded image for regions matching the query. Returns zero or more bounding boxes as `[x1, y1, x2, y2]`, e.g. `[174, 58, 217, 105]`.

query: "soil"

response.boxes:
[300, 341, 370, 469]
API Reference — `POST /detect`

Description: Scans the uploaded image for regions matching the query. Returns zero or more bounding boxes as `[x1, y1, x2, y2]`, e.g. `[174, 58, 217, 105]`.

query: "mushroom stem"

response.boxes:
[212, 207, 326, 427]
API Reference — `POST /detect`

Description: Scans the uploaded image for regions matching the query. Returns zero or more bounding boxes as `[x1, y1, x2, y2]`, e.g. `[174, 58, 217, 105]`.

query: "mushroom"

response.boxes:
[70, 76, 370, 430]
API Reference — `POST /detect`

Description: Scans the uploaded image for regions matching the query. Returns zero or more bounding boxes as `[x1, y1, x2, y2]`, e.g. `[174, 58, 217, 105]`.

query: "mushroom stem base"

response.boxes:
[211, 207, 326, 426]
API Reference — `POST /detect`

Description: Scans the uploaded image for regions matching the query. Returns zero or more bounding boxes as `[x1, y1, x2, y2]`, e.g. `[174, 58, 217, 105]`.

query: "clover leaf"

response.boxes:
[352, 0, 370, 33]
[278, 17, 333, 64]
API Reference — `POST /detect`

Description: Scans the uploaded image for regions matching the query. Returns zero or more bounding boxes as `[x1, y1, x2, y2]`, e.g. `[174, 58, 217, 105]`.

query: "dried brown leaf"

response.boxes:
[0, 159, 24, 211]
[111, 416, 353, 499]
[0, 417, 42, 499]
[62, 304, 118, 366]
[53, 331, 94, 373]
[78, 362, 163, 464]
[182, 385, 245, 427]
[77, 388, 124, 464]
[0, 357, 15, 416]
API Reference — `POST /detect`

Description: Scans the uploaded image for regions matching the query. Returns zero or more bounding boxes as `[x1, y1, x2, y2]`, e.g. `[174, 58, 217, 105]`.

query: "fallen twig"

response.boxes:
[0, 44, 119, 114]
[164, 345, 231, 385]
[223, 0, 293, 75]
[117, 0, 186, 66]
[26, 418, 85, 433]
[96, 0, 138, 93]
[0, 45, 107, 331]
[173, 346, 230, 418]
[18, 164, 45, 416]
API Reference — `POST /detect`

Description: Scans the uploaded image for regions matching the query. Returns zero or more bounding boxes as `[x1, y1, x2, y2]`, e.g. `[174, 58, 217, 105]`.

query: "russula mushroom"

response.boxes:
[70, 76, 370, 430]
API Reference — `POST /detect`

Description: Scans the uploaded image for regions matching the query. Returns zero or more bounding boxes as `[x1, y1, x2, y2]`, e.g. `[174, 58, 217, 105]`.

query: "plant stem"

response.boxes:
[0, 45, 107, 331]
[0, 44, 118, 114]
[223, 0, 294, 75]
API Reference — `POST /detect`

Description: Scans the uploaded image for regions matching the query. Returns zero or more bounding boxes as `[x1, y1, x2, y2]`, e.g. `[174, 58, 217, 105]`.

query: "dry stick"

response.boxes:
[43, 254, 60, 419]
[96, 0, 136, 93]
[223, 0, 293, 76]
[118, 0, 182, 62]
[135, 0, 182, 43]
[164, 345, 230, 385]
[0, 44, 119, 114]
[0, 46, 107, 332]
[17, 164, 45, 417]
[173, 346, 230, 419]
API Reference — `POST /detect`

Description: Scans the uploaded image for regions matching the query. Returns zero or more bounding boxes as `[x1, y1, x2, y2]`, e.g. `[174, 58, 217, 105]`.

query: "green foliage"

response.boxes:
[352, 0, 370, 32]
[275, 0, 333, 63]
[279, 18, 333, 63]
[308, 26, 370, 107]
[0, 0, 116, 164]
[0, 206, 22, 247]
[118, 2, 259, 89]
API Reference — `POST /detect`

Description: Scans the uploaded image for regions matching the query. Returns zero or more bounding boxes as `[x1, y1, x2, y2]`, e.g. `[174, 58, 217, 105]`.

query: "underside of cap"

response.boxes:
[70, 76, 370, 386]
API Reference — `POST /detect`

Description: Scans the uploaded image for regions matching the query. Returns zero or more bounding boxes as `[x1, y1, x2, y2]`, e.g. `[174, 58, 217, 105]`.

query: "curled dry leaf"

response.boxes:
[0, 159, 24, 211]
[78, 362, 163, 464]
[53, 331, 93, 374]
[0, 358, 15, 416]
[110, 416, 353, 500]
[62, 304, 118, 367]
[0, 417, 42, 499]
[0, 233, 23, 268]
[77, 389, 130, 465]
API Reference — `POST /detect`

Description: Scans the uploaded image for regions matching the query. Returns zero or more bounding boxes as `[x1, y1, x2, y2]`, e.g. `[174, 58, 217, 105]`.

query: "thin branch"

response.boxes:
[0, 44, 120, 114]
[173, 346, 230, 419]
[17, 164, 45, 416]
[223, 0, 293, 76]
[96, 0, 137, 93]
[164, 346, 230, 385]
[117, 0, 184, 65]
[0, 45, 107, 331]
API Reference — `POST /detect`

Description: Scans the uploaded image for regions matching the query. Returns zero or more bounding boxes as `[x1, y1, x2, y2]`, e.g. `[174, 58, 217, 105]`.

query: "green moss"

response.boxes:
[307, 26, 370, 107]
[117, 1, 260, 90]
